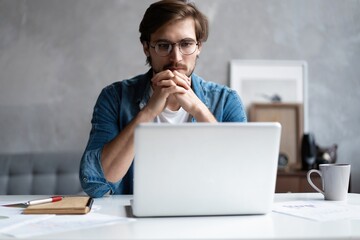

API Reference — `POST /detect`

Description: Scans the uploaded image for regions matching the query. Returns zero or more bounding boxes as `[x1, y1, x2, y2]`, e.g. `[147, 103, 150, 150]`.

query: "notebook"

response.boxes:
[23, 196, 93, 215]
[132, 122, 281, 217]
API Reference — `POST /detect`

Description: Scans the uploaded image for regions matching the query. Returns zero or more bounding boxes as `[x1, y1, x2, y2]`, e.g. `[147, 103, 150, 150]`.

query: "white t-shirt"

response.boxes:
[155, 106, 191, 123]
[149, 87, 191, 123]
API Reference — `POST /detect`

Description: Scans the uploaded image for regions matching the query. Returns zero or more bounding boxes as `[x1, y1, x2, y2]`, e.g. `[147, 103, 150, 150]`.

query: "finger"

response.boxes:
[152, 84, 187, 103]
[152, 71, 190, 90]
[151, 70, 174, 85]
[160, 85, 187, 95]
[155, 79, 177, 88]
[172, 71, 191, 87]
[159, 70, 190, 90]
[171, 75, 191, 90]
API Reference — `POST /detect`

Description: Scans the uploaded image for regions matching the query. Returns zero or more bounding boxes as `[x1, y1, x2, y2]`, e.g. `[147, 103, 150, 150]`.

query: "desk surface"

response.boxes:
[1, 193, 360, 239]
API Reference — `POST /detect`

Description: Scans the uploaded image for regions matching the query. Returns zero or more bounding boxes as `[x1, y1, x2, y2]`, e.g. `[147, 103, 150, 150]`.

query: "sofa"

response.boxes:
[0, 152, 84, 195]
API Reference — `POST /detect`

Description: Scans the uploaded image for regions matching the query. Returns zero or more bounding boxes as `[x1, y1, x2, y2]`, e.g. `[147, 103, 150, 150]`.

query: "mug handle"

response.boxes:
[307, 169, 324, 195]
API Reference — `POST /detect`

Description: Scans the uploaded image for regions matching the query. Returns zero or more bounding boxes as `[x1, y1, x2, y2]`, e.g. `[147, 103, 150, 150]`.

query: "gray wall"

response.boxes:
[1, 0, 359, 192]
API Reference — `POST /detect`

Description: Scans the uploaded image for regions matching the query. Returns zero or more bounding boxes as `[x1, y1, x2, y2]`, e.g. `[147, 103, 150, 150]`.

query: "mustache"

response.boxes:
[163, 63, 187, 70]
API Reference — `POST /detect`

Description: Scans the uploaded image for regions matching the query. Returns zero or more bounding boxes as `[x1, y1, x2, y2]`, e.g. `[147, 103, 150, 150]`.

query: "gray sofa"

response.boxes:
[0, 152, 84, 195]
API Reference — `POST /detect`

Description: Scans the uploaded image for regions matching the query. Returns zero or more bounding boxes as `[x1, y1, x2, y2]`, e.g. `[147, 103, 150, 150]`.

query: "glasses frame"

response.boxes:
[149, 39, 199, 57]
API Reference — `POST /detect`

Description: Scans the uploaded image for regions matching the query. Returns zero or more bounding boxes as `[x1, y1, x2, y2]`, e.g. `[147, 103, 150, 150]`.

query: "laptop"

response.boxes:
[132, 122, 281, 217]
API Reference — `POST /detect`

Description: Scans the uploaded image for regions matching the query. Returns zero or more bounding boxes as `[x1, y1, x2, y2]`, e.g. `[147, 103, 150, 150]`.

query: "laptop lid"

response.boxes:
[132, 122, 281, 217]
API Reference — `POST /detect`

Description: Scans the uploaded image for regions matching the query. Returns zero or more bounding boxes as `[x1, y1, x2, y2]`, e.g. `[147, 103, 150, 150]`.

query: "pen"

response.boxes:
[25, 196, 63, 206]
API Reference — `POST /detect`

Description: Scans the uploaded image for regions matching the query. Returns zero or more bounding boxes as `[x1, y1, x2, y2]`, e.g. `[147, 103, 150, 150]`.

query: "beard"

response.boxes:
[150, 56, 198, 77]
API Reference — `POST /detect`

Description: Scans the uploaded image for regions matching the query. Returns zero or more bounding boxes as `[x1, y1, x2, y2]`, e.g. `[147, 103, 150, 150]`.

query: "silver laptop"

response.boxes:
[132, 122, 281, 217]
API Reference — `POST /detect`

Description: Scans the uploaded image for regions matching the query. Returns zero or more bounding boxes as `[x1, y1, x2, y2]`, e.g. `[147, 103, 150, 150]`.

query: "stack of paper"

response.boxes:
[273, 200, 360, 221]
[0, 201, 133, 238]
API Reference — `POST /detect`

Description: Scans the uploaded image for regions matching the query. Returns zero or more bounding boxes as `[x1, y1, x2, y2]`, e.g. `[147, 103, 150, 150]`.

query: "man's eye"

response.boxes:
[180, 42, 194, 48]
[157, 43, 170, 50]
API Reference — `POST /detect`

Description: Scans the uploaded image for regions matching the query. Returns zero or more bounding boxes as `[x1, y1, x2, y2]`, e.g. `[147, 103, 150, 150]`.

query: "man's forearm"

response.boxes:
[101, 109, 155, 183]
[192, 103, 217, 122]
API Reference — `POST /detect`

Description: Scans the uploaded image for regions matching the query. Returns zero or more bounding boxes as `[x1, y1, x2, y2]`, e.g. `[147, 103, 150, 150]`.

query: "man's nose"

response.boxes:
[168, 44, 183, 62]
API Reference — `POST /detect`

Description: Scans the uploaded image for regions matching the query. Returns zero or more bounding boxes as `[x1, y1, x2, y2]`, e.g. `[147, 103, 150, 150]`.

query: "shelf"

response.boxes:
[276, 170, 321, 193]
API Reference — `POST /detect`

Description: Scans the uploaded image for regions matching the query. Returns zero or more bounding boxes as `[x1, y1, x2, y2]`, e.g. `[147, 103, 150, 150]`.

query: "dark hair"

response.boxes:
[139, 0, 209, 44]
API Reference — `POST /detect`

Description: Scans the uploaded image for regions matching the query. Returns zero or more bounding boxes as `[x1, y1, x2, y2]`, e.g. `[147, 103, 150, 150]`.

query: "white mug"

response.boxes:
[307, 164, 351, 201]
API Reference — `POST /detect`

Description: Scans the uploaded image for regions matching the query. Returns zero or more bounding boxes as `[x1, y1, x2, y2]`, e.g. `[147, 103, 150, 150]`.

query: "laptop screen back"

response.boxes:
[132, 122, 281, 217]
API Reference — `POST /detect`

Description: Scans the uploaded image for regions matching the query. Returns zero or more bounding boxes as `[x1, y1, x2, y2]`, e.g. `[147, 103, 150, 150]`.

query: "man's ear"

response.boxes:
[197, 41, 202, 55]
[143, 42, 150, 57]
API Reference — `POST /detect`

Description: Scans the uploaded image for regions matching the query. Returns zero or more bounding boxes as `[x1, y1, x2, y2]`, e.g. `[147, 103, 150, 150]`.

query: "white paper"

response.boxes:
[0, 212, 134, 238]
[0, 206, 54, 233]
[273, 201, 360, 221]
[1, 202, 133, 238]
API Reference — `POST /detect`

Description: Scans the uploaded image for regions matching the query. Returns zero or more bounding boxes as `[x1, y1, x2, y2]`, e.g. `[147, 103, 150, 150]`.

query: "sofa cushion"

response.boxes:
[0, 152, 83, 195]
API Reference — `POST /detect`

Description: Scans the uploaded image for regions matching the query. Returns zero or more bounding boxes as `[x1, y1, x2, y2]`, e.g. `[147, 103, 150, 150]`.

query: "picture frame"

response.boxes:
[249, 103, 304, 170]
[230, 60, 308, 132]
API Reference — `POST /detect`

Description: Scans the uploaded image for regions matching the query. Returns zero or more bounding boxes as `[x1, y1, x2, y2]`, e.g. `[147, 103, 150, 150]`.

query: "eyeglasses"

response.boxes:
[149, 39, 199, 57]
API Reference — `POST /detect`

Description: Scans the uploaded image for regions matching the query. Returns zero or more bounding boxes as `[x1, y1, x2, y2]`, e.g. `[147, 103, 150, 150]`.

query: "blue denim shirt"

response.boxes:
[80, 69, 247, 198]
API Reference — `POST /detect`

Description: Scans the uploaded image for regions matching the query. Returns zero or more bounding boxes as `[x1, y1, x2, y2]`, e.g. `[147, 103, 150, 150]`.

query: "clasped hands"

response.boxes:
[145, 70, 202, 118]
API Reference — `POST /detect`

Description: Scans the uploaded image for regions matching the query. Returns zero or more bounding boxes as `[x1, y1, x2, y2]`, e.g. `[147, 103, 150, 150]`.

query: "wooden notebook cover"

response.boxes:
[23, 196, 93, 215]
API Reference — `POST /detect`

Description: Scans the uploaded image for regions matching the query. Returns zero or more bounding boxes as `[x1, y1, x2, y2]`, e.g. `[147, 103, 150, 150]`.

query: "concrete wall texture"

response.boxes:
[1, 0, 359, 192]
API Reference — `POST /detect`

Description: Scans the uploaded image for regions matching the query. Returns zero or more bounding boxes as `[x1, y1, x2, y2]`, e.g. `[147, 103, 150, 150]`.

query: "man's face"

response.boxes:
[143, 17, 201, 77]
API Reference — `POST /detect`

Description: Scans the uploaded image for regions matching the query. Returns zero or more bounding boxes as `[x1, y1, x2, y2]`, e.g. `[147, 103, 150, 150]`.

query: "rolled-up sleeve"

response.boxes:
[79, 85, 123, 198]
[80, 148, 121, 198]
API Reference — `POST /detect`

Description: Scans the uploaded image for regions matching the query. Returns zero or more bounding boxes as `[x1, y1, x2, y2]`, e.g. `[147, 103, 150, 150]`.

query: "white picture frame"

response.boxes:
[230, 60, 308, 132]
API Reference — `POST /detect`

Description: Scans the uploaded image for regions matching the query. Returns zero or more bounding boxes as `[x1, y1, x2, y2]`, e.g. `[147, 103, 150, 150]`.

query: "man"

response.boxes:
[80, 0, 247, 198]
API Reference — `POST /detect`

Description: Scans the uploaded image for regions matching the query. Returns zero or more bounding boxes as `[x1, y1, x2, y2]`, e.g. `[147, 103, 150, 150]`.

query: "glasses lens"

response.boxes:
[153, 40, 198, 56]
[179, 40, 197, 55]
[155, 42, 171, 56]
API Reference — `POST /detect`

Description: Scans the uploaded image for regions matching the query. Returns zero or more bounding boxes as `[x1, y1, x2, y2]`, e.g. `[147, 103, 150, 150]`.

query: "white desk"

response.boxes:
[1, 193, 360, 239]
